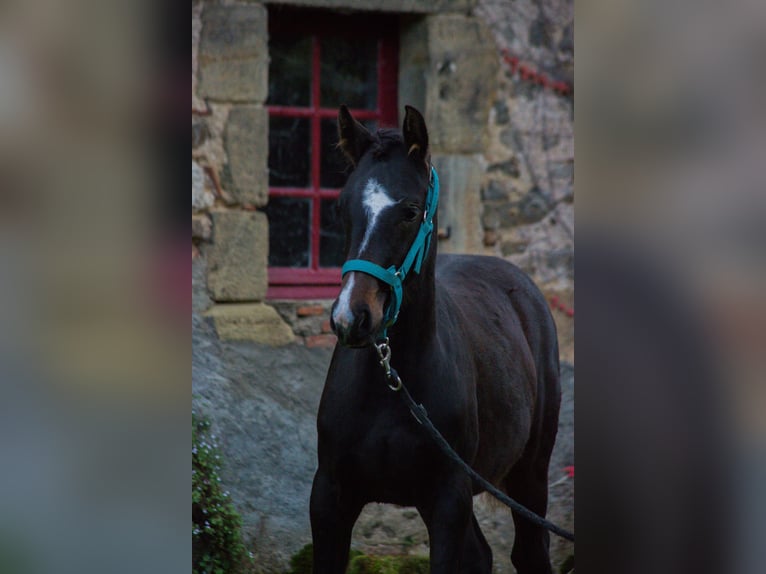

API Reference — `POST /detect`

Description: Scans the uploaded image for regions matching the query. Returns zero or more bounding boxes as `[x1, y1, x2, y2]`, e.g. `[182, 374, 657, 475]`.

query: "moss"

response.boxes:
[286, 544, 313, 574]
[347, 555, 395, 574]
[286, 545, 428, 574]
[396, 556, 430, 574]
[347, 555, 429, 574]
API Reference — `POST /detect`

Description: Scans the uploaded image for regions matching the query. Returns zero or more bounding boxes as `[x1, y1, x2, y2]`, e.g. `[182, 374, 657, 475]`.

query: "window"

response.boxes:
[266, 9, 399, 299]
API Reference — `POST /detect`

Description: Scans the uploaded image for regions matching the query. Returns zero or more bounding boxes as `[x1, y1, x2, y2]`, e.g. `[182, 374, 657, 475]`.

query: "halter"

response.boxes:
[341, 166, 439, 339]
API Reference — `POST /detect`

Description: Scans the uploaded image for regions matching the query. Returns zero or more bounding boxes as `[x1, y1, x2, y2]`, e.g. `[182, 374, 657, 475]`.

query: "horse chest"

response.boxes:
[329, 404, 440, 502]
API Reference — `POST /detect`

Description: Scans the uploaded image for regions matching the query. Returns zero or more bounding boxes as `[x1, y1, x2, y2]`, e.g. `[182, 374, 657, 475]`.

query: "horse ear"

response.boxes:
[337, 105, 374, 166]
[403, 105, 429, 165]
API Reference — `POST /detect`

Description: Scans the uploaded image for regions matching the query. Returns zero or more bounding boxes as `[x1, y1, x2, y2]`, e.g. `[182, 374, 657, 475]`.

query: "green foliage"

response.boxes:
[286, 543, 314, 574]
[193, 411, 252, 574]
[394, 556, 430, 574]
[286, 544, 428, 574]
[348, 555, 429, 574]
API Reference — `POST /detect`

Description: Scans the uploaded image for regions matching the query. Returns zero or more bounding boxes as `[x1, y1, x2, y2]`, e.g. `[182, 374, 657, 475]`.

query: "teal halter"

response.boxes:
[341, 167, 439, 338]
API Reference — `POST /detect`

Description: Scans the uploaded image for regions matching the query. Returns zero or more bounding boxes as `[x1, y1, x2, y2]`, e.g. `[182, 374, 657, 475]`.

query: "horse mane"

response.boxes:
[371, 128, 403, 160]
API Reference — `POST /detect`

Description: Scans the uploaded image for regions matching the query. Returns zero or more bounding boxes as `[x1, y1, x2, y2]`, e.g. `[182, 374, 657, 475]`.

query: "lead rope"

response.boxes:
[374, 339, 575, 543]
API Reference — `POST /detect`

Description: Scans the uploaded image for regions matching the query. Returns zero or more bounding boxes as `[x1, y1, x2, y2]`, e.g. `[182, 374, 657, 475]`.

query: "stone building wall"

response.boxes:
[476, 0, 575, 361]
[193, 0, 575, 348]
[192, 0, 573, 352]
[477, 0, 573, 283]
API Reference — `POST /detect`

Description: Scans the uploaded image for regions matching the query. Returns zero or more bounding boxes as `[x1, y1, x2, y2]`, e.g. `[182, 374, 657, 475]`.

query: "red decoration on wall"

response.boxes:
[501, 49, 573, 96]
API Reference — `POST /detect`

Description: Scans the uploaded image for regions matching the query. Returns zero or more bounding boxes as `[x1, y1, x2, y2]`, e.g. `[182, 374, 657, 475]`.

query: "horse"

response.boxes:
[309, 104, 562, 574]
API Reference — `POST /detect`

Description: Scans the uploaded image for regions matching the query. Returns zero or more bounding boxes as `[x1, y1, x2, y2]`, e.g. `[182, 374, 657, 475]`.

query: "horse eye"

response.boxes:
[404, 206, 421, 223]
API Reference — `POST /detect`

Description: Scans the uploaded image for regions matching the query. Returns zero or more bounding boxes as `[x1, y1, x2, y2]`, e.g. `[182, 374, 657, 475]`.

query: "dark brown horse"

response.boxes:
[310, 105, 561, 573]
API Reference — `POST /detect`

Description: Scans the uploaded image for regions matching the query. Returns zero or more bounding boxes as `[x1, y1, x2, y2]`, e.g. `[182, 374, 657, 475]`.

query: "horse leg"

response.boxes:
[458, 513, 493, 574]
[417, 474, 473, 574]
[309, 469, 363, 574]
[505, 417, 558, 572]
[506, 468, 553, 574]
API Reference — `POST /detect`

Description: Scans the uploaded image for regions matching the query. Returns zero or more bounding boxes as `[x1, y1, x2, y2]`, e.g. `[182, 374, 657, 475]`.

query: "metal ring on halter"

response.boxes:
[388, 372, 402, 392]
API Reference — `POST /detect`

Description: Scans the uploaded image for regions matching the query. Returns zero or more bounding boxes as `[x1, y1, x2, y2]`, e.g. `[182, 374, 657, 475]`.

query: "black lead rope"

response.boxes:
[374, 341, 575, 542]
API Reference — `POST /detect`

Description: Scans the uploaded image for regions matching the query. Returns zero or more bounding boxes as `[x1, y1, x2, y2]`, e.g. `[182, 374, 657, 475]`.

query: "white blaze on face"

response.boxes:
[332, 178, 395, 329]
[332, 273, 356, 328]
[358, 178, 396, 255]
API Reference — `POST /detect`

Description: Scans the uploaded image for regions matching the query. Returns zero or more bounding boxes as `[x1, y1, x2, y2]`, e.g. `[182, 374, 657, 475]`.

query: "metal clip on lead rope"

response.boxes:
[374, 338, 402, 391]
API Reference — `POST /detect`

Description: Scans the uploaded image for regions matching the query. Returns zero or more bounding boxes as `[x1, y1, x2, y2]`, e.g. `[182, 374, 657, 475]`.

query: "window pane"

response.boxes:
[268, 116, 310, 187]
[320, 119, 350, 188]
[319, 198, 345, 267]
[268, 37, 311, 107]
[266, 197, 311, 267]
[320, 36, 377, 109]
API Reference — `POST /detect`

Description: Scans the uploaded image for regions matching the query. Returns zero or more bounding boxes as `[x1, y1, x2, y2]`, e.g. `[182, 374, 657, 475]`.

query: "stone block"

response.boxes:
[205, 303, 295, 346]
[425, 15, 499, 153]
[487, 158, 520, 178]
[192, 160, 215, 211]
[199, 5, 268, 102]
[481, 179, 510, 201]
[192, 119, 210, 149]
[207, 210, 268, 301]
[268, 0, 475, 13]
[517, 186, 554, 224]
[493, 99, 510, 125]
[224, 106, 268, 207]
[192, 214, 212, 241]
[431, 154, 484, 253]
[483, 229, 499, 247]
[398, 16, 429, 115]
[500, 237, 529, 256]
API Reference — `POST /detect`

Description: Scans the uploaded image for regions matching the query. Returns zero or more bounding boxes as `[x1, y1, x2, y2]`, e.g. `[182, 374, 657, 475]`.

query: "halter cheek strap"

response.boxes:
[341, 167, 440, 337]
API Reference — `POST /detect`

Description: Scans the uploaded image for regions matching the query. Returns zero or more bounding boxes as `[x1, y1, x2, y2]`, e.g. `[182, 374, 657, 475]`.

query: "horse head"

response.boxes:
[330, 105, 433, 347]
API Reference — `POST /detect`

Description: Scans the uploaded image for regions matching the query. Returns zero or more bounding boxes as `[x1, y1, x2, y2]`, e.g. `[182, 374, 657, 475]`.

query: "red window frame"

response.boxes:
[266, 10, 399, 299]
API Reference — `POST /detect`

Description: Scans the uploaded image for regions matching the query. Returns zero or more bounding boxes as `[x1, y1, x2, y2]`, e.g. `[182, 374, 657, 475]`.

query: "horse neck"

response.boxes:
[387, 246, 437, 357]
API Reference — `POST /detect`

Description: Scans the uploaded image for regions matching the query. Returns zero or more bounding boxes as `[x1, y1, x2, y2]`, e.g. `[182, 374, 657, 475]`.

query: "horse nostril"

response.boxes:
[353, 305, 371, 335]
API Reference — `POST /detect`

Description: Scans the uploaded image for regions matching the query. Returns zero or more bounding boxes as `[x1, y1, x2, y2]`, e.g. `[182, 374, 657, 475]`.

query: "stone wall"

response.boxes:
[193, 1, 295, 346]
[476, 0, 574, 292]
[192, 0, 514, 346]
[476, 0, 574, 364]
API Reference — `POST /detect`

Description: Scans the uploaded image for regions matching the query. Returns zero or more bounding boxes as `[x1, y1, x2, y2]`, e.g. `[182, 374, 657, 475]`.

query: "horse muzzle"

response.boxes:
[330, 273, 386, 347]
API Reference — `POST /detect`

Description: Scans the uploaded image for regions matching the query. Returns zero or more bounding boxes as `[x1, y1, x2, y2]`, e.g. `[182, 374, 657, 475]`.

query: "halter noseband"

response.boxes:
[341, 167, 440, 338]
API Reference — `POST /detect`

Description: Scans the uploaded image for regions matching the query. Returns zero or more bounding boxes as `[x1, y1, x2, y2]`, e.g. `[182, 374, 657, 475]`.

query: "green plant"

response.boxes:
[347, 555, 429, 574]
[193, 411, 252, 574]
[395, 556, 430, 574]
[286, 544, 425, 574]
[286, 543, 314, 574]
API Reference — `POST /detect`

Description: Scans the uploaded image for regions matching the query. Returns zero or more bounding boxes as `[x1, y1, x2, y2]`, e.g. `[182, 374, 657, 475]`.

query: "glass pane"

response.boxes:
[268, 36, 311, 107]
[268, 116, 310, 187]
[320, 36, 377, 109]
[320, 198, 345, 267]
[320, 118, 350, 188]
[320, 119, 377, 189]
[266, 196, 311, 267]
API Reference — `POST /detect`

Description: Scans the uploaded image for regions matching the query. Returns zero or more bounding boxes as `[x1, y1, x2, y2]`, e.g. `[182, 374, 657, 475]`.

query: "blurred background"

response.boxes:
[577, 1, 766, 572]
[0, 0, 762, 572]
